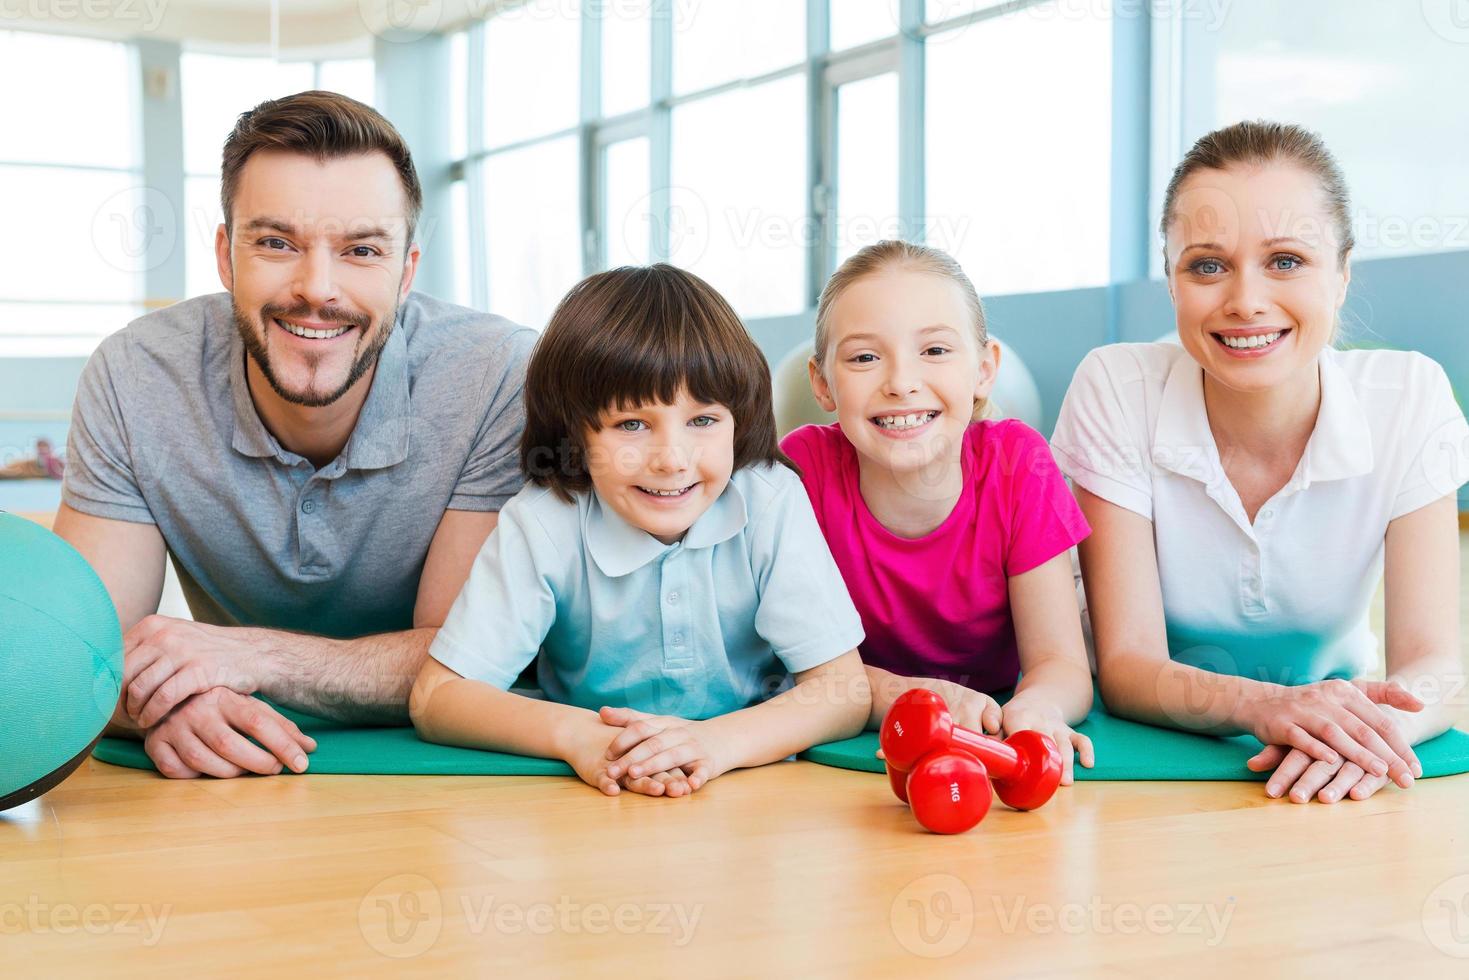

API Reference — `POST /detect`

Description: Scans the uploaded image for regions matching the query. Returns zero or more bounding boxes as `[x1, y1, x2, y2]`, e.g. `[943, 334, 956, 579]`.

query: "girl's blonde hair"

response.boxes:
[812, 240, 995, 418]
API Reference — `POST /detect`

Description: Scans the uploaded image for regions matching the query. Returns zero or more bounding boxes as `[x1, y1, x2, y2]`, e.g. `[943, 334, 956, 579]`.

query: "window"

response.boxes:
[1192, 3, 1469, 261]
[671, 0, 804, 94]
[925, 2, 1112, 295]
[484, 0, 581, 148]
[603, 137, 652, 268]
[0, 31, 143, 356]
[832, 71, 900, 267]
[482, 137, 583, 330]
[601, 0, 651, 116]
[830, 0, 902, 51]
[671, 75, 809, 318]
[448, 0, 1119, 336]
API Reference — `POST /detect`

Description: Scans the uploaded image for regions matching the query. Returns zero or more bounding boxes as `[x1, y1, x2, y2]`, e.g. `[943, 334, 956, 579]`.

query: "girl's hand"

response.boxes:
[598, 706, 728, 791]
[1241, 680, 1423, 788]
[940, 682, 1005, 736]
[1247, 744, 1394, 804]
[868, 670, 1004, 734]
[1001, 700, 1095, 785]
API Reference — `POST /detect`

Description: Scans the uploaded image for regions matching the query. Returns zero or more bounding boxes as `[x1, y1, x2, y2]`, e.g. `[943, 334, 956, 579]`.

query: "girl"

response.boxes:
[782, 241, 1096, 783]
[410, 264, 868, 797]
[1053, 120, 1468, 803]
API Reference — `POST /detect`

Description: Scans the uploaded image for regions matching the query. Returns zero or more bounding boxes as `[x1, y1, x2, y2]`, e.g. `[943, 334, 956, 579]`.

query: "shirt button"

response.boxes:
[1261, 508, 1274, 520]
[301, 499, 316, 514]
[668, 592, 679, 604]
[672, 633, 684, 645]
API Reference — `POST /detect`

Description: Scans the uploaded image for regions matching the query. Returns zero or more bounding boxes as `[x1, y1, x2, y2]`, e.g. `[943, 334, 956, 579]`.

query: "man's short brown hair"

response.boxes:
[521, 264, 794, 502]
[220, 90, 423, 245]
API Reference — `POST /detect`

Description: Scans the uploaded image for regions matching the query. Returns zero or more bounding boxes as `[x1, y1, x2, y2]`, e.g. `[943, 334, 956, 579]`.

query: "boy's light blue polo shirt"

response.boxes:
[428, 463, 866, 719]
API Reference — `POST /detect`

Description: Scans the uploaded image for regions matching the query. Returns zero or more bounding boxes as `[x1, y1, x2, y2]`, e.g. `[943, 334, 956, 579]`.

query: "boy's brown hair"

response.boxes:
[220, 90, 423, 245]
[521, 264, 793, 501]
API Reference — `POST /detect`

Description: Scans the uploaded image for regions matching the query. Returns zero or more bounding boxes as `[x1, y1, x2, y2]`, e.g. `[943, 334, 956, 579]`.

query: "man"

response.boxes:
[57, 91, 534, 778]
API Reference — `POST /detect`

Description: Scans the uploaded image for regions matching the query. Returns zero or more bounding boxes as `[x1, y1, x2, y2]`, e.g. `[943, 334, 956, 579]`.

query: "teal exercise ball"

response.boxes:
[772, 336, 1044, 438]
[1, 512, 122, 811]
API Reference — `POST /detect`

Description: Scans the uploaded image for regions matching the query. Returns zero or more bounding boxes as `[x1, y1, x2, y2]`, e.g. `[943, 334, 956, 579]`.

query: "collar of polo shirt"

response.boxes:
[227, 317, 412, 473]
[1150, 347, 1375, 493]
[585, 478, 749, 577]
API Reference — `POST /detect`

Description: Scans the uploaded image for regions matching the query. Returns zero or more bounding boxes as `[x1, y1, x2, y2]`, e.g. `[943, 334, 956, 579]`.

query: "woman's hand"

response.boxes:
[1001, 699, 1095, 785]
[1247, 744, 1394, 803]
[1240, 679, 1423, 787]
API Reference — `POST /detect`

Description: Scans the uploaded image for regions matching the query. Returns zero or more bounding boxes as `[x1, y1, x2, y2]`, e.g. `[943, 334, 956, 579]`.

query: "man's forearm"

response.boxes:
[252, 626, 437, 724]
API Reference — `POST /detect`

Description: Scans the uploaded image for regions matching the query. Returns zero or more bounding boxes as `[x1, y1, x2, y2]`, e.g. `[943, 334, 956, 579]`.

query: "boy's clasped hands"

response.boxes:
[565, 707, 723, 798]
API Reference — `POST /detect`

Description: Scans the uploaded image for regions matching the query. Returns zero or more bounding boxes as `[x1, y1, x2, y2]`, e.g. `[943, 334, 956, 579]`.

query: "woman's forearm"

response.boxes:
[1098, 651, 1270, 736]
[1385, 650, 1466, 745]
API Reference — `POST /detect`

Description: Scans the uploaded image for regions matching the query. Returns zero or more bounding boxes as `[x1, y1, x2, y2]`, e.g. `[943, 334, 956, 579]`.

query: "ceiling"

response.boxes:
[5, 0, 520, 55]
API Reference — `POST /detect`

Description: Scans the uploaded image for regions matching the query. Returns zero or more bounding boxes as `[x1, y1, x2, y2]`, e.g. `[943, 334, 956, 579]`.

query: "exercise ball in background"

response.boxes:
[772, 336, 1044, 439]
[1, 512, 123, 812]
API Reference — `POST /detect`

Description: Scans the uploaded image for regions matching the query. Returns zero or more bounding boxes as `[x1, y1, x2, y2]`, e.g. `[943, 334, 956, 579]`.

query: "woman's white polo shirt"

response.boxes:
[1051, 342, 1469, 684]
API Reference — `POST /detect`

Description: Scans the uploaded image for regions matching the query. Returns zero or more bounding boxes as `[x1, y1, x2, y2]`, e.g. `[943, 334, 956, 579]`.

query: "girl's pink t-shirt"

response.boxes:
[781, 419, 1090, 694]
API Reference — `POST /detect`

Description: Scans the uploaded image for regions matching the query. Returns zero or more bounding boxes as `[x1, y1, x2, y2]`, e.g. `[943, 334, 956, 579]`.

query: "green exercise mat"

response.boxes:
[92, 705, 575, 776]
[799, 708, 1469, 781]
[91, 700, 1469, 781]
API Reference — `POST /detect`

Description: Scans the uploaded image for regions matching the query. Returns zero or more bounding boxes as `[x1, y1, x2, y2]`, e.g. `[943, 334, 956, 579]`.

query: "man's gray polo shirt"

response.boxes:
[62, 292, 536, 638]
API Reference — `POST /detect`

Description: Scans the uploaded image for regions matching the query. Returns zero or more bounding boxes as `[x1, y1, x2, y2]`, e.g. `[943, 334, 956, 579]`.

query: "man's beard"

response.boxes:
[233, 298, 395, 408]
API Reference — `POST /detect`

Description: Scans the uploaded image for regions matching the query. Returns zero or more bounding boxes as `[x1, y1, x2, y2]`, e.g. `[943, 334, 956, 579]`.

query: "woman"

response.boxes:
[1052, 120, 1468, 804]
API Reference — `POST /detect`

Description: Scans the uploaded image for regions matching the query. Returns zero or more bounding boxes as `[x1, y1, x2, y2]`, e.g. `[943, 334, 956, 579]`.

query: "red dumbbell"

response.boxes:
[881, 688, 1064, 811]
[903, 749, 993, 834]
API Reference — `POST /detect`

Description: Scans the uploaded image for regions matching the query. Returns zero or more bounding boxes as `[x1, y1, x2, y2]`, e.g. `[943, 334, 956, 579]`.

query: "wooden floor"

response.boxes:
[5, 515, 1469, 976]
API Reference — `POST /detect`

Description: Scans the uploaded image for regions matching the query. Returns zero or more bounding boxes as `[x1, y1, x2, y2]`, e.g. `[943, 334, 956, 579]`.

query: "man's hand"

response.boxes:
[124, 616, 270, 728]
[143, 688, 317, 779]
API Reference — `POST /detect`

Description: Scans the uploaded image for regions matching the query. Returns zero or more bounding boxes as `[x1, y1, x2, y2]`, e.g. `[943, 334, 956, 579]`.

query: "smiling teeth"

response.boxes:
[640, 486, 689, 496]
[277, 319, 349, 340]
[1219, 331, 1282, 350]
[873, 412, 937, 430]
